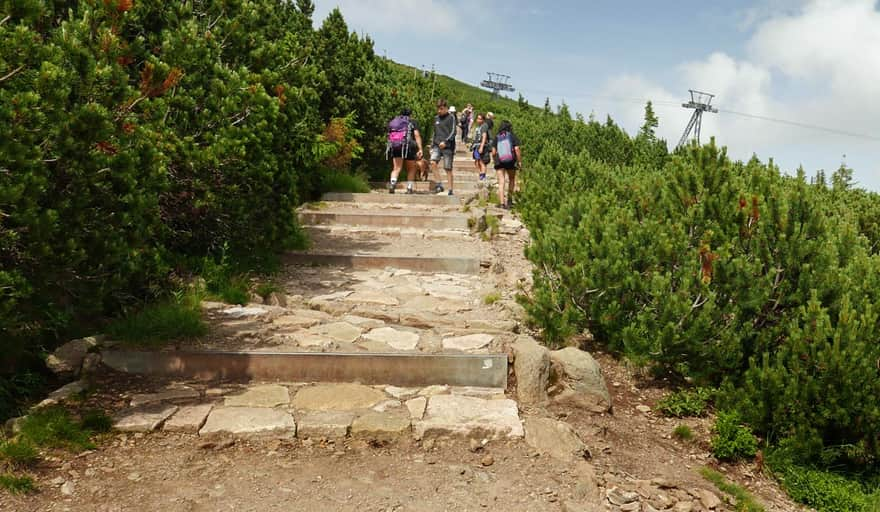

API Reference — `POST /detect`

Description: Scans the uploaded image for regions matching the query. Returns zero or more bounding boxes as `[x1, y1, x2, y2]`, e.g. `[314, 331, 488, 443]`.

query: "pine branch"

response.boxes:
[0, 65, 23, 83]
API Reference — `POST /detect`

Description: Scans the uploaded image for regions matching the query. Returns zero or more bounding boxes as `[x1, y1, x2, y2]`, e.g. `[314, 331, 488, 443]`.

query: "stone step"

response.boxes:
[322, 192, 460, 206]
[103, 350, 508, 388]
[287, 228, 482, 273]
[298, 209, 471, 230]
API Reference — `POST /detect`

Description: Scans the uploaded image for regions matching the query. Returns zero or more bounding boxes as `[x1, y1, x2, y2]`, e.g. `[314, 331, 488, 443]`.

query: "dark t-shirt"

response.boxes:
[432, 113, 457, 148]
[492, 130, 521, 169]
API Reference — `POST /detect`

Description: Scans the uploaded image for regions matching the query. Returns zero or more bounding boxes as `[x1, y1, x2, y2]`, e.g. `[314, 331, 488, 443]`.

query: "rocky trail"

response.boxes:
[6, 148, 803, 512]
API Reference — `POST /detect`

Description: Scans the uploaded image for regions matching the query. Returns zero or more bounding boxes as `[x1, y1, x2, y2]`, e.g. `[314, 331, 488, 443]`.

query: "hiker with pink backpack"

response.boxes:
[386, 108, 424, 194]
[491, 120, 522, 209]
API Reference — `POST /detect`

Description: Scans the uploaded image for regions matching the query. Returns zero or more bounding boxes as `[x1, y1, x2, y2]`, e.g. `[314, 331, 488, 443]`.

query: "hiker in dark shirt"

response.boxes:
[386, 108, 423, 194]
[430, 99, 457, 195]
[491, 120, 522, 209]
[470, 113, 491, 198]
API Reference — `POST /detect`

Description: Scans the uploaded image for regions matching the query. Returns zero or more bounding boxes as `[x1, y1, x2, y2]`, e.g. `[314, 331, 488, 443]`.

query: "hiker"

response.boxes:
[485, 111, 495, 132]
[459, 105, 472, 143]
[470, 113, 491, 188]
[386, 108, 423, 194]
[430, 99, 457, 195]
[491, 120, 522, 209]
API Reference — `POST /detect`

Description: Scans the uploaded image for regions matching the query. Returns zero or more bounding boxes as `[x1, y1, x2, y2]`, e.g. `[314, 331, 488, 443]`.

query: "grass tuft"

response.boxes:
[0, 439, 38, 468]
[672, 424, 694, 442]
[19, 407, 95, 452]
[483, 292, 502, 305]
[254, 282, 281, 299]
[700, 467, 766, 512]
[0, 473, 35, 494]
[108, 289, 207, 346]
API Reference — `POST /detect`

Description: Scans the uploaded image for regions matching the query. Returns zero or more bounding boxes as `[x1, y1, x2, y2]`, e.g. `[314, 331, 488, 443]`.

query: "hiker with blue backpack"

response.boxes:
[430, 99, 457, 195]
[386, 108, 423, 194]
[470, 113, 491, 191]
[491, 120, 522, 209]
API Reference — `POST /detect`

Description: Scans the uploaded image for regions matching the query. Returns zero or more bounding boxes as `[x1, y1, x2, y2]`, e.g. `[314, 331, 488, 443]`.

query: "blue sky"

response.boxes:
[314, 0, 880, 190]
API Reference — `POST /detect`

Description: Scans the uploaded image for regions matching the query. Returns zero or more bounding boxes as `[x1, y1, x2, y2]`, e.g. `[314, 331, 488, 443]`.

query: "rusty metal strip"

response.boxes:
[102, 350, 508, 388]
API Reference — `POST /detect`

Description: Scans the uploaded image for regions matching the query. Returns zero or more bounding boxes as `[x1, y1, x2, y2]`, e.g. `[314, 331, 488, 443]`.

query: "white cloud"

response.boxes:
[596, 0, 880, 188]
[313, 0, 457, 34]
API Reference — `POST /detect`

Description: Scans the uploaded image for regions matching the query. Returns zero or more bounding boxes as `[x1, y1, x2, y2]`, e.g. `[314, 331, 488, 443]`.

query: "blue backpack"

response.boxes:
[496, 131, 515, 163]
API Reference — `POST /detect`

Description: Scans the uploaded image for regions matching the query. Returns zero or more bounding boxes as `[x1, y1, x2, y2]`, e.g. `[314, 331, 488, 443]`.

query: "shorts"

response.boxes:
[494, 160, 518, 171]
[472, 148, 491, 164]
[390, 145, 417, 161]
[430, 145, 454, 170]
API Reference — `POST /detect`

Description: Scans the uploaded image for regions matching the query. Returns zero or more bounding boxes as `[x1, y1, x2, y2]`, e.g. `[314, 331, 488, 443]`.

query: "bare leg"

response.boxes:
[405, 160, 416, 191]
[507, 170, 516, 205]
[496, 168, 506, 206]
[390, 157, 403, 189]
[446, 168, 454, 193]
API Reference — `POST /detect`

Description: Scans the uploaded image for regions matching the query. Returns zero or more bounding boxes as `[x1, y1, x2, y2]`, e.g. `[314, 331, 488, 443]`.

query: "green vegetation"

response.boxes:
[108, 290, 207, 346]
[0, 439, 38, 468]
[656, 388, 714, 418]
[0, 473, 35, 494]
[483, 292, 502, 305]
[321, 172, 371, 194]
[672, 425, 695, 442]
[700, 467, 766, 512]
[254, 282, 283, 300]
[0, 370, 48, 424]
[18, 406, 98, 452]
[482, 215, 501, 240]
[711, 412, 759, 461]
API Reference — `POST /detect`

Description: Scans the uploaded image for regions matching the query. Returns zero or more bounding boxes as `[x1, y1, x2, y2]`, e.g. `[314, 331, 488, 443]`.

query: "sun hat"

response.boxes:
[449, 106, 456, 113]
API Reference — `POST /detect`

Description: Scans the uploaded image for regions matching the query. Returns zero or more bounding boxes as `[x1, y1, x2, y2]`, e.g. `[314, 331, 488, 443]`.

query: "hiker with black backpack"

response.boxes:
[491, 120, 522, 209]
[386, 108, 423, 194]
[470, 112, 491, 192]
[430, 99, 457, 195]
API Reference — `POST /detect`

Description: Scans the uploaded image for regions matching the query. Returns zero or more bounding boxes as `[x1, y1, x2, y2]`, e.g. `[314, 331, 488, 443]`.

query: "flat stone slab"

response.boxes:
[351, 411, 411, 439]
[164, 404, 214, 433]
[413, 395, 523, 440]
[296, 411, 356, 439]
[344, 291, 400, 307]
[221, 306, 268, 318]
[292, 383, 387, 411]
[114, 404, 179, 432]
[363, 327, 420, 350]
[308, 322, 363, 343]
[406, 397, 427, 420]
[224, 385, 290, 408]
[322, 192, 459, 206]
[130, 387, 201, 407]
[199, 407, 296, 437]
[442, 334, 494, 351]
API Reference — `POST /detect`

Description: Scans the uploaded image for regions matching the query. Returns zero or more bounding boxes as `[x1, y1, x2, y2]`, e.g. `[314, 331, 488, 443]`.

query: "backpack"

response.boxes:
[387, 115, 412, 151]
[496, 131, 515, 163]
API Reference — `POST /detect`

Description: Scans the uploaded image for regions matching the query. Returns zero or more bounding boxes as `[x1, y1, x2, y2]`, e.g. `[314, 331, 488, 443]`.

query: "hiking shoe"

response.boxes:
[388, 184, 395, 194]
[479, 173, 486, 181]
[435, 184, 444, 193]
[406, 187, 414, 194]
[448, 190, 454, 196]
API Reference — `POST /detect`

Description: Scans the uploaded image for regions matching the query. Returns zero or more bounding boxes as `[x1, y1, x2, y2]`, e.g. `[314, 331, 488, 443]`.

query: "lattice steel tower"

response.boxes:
[677, 90, 718, 148]
[480, 72, 515, 99]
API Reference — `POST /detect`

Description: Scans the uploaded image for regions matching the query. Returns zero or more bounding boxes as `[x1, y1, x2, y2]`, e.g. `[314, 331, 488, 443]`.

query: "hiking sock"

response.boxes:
[407, 181, 414, 191]
[389, 178, 397, 194]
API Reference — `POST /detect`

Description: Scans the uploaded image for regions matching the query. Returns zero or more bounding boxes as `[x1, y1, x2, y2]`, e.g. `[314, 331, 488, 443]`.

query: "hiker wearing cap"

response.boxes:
[491, 120, 522, 209]
[386, 108, 423, 194]
[470, 113, 491, 195]
[430, 99, 457, 195]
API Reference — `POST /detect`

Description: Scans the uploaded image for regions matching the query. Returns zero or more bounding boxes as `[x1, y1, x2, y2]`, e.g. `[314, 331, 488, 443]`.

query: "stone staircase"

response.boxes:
[102, 146, 526, 442]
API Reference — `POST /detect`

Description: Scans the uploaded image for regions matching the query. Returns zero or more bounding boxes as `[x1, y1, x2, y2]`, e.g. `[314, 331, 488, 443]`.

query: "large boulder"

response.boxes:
[45, 336, 102, 378]
[548, 347, 612, 413]
[512, 336, 549, 405]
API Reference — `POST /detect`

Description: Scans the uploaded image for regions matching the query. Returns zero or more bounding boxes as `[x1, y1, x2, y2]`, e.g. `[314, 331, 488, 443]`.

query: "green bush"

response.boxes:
[79, 410, 113, 434]
[711, 412, 758, 461]
[656, 388, 714, 418]
[321, 172, 370, 194]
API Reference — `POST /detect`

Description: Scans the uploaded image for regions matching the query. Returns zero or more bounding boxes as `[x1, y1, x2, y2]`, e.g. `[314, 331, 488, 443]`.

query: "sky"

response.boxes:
[313, 0, 880, 190]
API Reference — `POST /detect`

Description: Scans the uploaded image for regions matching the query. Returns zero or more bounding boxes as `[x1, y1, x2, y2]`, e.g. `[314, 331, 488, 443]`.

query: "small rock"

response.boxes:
[405, 397, 427, 420]
[673, 502, 695, 512]
[620, 502, 640, 512]
[511, 336, 550, 405]
[636, 405, 652, 414]
[442, 334, 494, 351]
[469, 438, 484, 453]
[266, 292, 287, 307]
[45, 336, 101, 377]
[127, 472, 142, 482]
[81, 353, 102, 374]
[421, 438, 436, 451]
[607, 487, 640, 506]
[60, 480, 76, 495]
[698, 489, 722, 510]
[249, 293, 264, 304]
[50, 477, 65, 486]
[419, 385, 450, 397]
[524, 417, 589, 461]
[480, 454, 494, 466]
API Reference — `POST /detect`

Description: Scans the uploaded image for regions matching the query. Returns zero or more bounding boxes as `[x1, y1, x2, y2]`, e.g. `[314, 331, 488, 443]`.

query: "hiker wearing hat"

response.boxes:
[430, 99, 457, 195]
